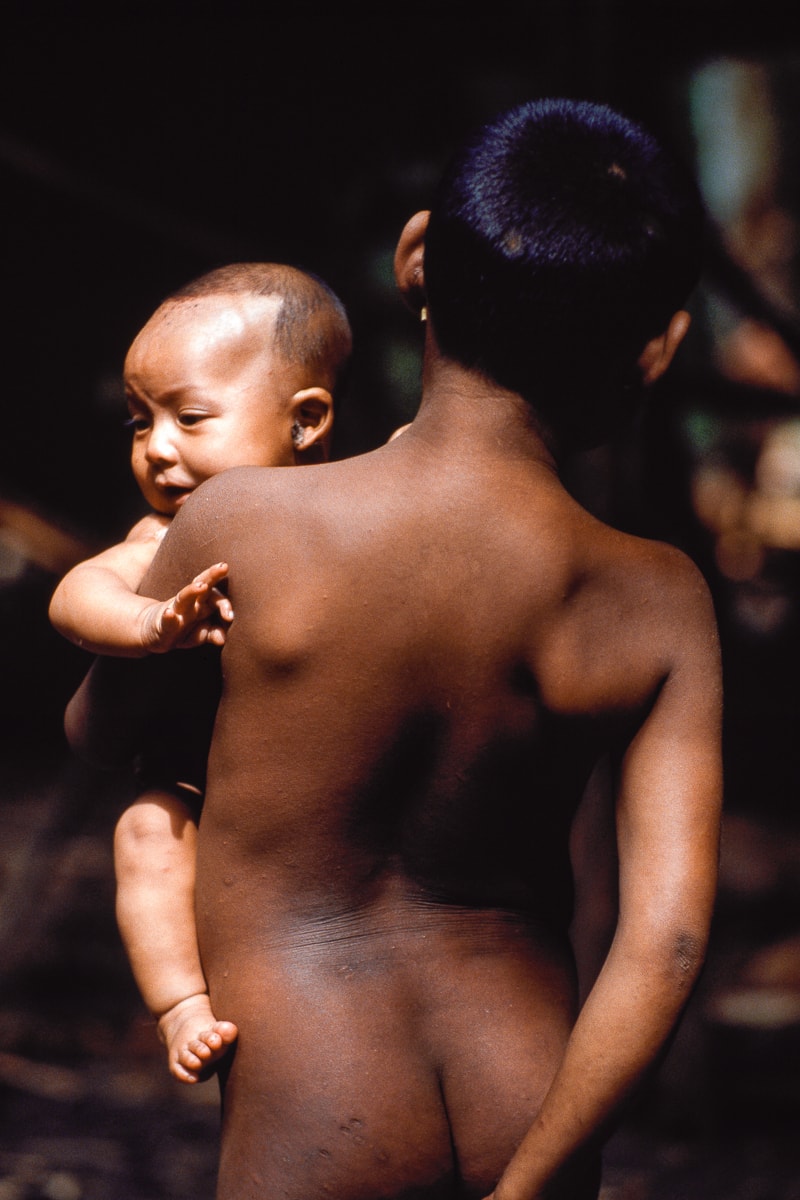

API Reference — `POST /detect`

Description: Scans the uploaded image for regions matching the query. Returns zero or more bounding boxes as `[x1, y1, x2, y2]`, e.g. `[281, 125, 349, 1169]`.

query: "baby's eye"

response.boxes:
[124, 414, 151, 433]
[178, 411, 210, 428]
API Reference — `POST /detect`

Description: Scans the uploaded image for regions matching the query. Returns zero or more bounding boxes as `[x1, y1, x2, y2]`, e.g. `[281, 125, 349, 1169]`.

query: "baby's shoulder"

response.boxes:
[124, 511, 171, 545]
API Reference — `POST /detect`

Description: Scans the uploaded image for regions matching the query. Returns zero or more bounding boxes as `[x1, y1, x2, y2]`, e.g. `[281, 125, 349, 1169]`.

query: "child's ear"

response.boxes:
[289, 387, 334, 463]
[394, 211, 430, 316]
[638, 310, 692, 386]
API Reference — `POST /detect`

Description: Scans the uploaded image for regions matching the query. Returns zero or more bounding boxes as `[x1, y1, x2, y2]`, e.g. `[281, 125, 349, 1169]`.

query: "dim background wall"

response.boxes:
[1, 0, 794, 736]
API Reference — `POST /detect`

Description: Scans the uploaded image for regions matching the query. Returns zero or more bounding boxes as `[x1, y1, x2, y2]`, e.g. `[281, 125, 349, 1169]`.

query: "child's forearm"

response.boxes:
[50, 514, 170, 656]
[488, 918, 709, 1200]
[50, 562, 163, 657]
[52, 550, 232, 659]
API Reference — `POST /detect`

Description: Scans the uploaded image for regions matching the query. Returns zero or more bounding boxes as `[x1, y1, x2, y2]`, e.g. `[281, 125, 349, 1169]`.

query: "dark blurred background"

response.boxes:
[2, 3, 800, 1197]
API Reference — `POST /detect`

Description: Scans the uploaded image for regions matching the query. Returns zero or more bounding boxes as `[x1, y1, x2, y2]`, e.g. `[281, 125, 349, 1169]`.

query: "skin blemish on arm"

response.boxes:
[673, 930, 706, 983]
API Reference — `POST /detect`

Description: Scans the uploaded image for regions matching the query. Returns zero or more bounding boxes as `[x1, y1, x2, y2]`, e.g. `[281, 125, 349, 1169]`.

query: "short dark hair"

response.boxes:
[424, 98, 705, 447]
[168, 262, 352, 397]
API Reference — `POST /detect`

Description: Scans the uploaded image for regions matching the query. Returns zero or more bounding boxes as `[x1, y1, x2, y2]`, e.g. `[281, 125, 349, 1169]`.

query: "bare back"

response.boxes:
[135, 425, 717, 1200]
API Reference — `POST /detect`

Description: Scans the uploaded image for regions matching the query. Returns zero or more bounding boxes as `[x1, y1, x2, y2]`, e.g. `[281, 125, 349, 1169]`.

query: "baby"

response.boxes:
[50, 261, 351, 1081]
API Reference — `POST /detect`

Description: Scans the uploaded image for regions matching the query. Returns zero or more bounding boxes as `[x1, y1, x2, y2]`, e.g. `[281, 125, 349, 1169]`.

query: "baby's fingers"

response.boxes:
[193, 562, 229, 591]
[171, 566, 227, 618]
[210, 587, 234, 623]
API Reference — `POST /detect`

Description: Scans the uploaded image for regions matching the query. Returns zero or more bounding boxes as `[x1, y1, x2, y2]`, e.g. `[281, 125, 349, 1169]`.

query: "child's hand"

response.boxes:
[139, 563, 234, 653]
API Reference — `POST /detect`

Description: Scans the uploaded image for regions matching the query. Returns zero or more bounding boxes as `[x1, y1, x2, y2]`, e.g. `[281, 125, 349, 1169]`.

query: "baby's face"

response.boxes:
[124, 295, 302, 516]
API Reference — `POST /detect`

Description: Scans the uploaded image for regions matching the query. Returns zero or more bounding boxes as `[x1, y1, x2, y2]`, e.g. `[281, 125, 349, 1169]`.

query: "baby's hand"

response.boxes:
[139, 563, 234, 653]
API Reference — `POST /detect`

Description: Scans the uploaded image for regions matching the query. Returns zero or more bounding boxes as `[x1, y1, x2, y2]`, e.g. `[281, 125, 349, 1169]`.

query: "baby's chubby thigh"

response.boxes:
[214, 954, 456, 1200]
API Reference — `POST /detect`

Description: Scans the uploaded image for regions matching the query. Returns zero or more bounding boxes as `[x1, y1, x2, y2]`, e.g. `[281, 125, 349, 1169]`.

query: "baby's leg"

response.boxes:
[114, 789, 238, 1082]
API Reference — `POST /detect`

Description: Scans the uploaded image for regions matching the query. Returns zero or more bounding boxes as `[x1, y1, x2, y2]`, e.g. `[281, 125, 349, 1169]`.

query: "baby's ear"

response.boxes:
[638, 310, 692, 386]
[394, 211, 430, 316]
[289, 387, 334, 463]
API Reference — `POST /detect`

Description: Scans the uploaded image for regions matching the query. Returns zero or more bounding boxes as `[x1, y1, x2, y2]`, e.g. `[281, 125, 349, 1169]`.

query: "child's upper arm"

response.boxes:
[614, 552, 723, 951]
[58, 513, 169, 594]
[78, 537, 162, 590]
[112, 513, 172, 588]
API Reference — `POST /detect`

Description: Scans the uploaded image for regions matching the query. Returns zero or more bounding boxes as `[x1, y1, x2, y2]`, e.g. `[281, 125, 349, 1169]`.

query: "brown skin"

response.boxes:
[67, 217, 722, 1199]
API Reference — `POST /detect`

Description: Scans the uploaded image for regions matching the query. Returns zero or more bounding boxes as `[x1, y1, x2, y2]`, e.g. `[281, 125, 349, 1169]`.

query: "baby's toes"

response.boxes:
[200, 1028, 224, 1051]
[172, 1060, 201, 1085]
[184, 1039, 212, 1065]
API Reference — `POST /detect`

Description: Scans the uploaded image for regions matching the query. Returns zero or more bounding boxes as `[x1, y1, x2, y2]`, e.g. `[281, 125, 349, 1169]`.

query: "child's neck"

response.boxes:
[413, 352, 560, 471]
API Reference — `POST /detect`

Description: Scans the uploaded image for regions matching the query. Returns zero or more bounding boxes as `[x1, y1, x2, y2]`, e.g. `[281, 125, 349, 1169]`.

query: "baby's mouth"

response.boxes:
[160, 484, 194, 507]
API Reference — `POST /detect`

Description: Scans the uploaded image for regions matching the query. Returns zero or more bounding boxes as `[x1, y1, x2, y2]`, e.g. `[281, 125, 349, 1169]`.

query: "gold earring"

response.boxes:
[420, 306, 428, 323]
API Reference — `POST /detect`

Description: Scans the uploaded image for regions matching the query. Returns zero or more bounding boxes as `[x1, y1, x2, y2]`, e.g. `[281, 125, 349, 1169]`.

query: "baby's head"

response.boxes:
[124, 263, 352, 515]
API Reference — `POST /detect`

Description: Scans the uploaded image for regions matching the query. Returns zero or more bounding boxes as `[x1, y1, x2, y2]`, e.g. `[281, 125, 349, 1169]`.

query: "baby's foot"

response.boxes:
[157, 992, 238, 1084]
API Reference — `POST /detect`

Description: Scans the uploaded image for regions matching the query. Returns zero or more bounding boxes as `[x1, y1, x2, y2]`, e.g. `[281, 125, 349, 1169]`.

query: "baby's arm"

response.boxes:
[114, 787, 237, 1083]
[49, 513, 232, 657]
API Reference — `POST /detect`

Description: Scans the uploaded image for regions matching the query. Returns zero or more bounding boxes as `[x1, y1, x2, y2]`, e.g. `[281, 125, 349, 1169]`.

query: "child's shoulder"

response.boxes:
[185, 464, 325, 514]
[574, 509, 711, 627]
[580, 519, 718, 679]
[535, 512, 716, 717]
[601, 522, 707, 605]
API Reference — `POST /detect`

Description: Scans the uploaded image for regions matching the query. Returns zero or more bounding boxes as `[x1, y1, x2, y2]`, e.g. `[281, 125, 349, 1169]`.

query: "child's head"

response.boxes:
[124, 263, 352, 515]
[419, 98, 705, 447]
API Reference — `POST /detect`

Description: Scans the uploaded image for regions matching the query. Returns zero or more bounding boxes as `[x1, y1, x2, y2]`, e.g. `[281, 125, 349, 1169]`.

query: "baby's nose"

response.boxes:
[144, 422, 179, 465]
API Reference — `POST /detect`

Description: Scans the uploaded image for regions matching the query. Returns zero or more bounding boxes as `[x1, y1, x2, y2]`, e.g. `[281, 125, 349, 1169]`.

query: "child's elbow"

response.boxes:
[621, 915, 711, 1001]
[669, 928, 708, 990]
